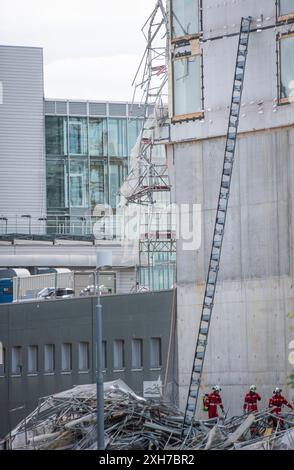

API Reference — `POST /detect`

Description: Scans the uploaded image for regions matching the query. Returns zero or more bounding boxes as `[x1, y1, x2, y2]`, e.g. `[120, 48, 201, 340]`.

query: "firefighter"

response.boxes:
[269, 387, 293, 428]
[243, 385, 261, 414]
[204, 385, 224, 419]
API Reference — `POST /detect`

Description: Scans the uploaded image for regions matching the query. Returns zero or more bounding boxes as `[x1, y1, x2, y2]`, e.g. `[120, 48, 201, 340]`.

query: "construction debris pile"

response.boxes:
[2, 380, 294, 450]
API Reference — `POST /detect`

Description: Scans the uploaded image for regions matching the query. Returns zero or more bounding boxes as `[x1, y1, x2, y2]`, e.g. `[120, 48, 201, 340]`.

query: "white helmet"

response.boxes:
[274, 387, 282, 394]
[212, 385, 221, 392]
[249, 385, 257, 392]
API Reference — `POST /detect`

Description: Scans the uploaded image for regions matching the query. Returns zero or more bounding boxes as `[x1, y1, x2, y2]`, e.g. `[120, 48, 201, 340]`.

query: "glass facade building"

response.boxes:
[45, 100, 145, 236]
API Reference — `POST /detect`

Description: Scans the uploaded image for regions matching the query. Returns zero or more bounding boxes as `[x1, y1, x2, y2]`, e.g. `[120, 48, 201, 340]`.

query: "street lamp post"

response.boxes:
[95, 251, 112, 450]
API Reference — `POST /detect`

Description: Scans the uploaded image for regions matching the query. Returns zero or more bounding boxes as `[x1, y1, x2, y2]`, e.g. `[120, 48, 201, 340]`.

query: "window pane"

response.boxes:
[45, 116, 67, 155]
[280, 36, 294, 99]
[109, 164, 119, 209]
[127, 119, 142, 154]
[46, 160, 68, 209]
[150, 338, 162, 368]
[171, 0, 199, 38]
[61, 343, 72, 371]
[28, 345, 38, 373]
[132, 339, 143, 369]
[173, 55, 201, 115]
[78, 342, 89, 370]
[70, 160, 89, 208]
[89, 118, 106, 156]
[108, 119, 127, 157]
[90, 161, 105, 207]
[280, 0, 294, 15]
[110, 161, 127, 208]
[113, 340, 125, 369]
[12, 346, 22, 374]
[69, 117, 87, 155]
[44, 344, 55, 372]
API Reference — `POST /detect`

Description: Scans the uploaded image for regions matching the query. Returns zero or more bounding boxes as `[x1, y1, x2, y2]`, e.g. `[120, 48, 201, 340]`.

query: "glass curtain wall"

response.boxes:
[46, 114, 143, 236]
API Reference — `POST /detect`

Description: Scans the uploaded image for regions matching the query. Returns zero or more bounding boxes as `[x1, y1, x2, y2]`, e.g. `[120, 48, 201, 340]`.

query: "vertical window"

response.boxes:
[150, 338, 162, 368]
[70, 160, 89, 207]
[108, 119, 127, 157]
[132, 339, 143, 369]
[89, 118, 106, 156]
[28, 345, 38, 374]
[69, 117, 87, 155]
[102, 340, 107, 370]
[46, 160, 68, 209]
[279, 34, 294, 101]
[173, 53, 202, 117]
[61, 343, 72, 371]
[171, 1, 202, 121]
[113, 340, 125, 370]
[127, 119, 143, 154]
[109, 162, 127, 208]
[171, 0, 200, 39]
[45, 116, 67, 155]
[90, 161, 105, 207]
[12, 346, 22, 375]
[279, 0, 294, 17]
[44, 344, 55, 372]
[78, 342, 89, 370]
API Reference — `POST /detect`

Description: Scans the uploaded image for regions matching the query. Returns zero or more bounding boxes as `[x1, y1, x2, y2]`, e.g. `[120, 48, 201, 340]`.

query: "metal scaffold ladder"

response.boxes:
[182, 16, 252, 431]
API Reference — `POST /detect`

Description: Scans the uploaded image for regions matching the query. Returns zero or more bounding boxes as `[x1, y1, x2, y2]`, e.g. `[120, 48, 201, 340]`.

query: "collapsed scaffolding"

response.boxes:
[120, 0, 169, 207]
[119, 0, 175, 291]
[3, 381, 294, 450]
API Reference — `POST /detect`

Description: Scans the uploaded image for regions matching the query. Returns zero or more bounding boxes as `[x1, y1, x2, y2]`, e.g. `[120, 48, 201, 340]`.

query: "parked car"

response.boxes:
[37, 287, 55, 299]
[37, 287, 75, 299]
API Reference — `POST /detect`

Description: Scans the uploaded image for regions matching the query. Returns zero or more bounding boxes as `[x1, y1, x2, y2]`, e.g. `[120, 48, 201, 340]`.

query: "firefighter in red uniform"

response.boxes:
[243, 385, 261, 414]
[269, 387, 293, 428]
[204, 385, 224, 419]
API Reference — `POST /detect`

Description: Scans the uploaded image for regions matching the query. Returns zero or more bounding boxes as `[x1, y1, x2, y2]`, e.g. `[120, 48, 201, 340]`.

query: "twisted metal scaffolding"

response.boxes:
[119, 0, 170, 207]
[3, 381, 294, 450]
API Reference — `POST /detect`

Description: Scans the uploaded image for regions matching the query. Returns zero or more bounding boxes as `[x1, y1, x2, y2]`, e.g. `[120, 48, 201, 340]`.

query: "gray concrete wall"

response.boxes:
[174, 130, 294, 415]
[167, 1, 294, 416]
[0, 45, 46, 233]
[0, 289, 177, 438]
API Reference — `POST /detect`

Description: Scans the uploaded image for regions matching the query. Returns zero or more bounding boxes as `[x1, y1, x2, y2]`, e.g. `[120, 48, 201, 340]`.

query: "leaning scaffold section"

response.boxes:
[182, 17, 252, 433]
[119, 0, 170, 206]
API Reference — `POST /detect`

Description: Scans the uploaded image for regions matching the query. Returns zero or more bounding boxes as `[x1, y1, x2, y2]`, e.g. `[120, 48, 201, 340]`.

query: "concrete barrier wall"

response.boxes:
[0, 289, 177, 438]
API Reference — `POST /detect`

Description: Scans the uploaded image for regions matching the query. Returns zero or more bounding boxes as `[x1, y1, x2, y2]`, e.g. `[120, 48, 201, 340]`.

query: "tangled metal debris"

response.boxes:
[2, 380, 294, 450]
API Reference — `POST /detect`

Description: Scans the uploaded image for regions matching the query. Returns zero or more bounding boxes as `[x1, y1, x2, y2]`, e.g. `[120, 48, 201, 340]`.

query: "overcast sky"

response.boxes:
[1, 0, 157, 101]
